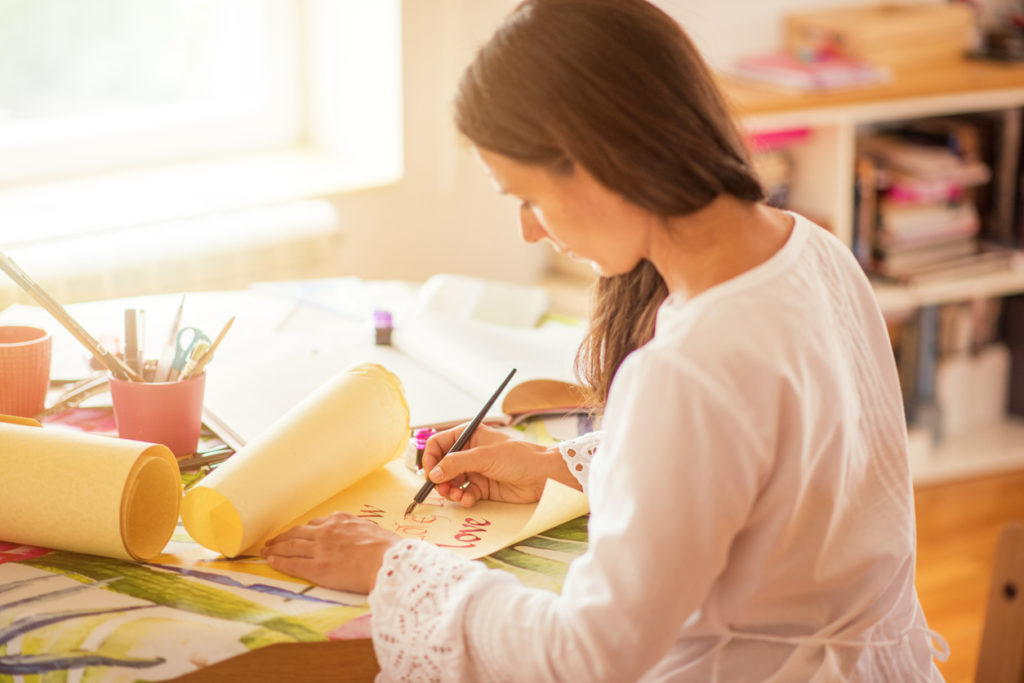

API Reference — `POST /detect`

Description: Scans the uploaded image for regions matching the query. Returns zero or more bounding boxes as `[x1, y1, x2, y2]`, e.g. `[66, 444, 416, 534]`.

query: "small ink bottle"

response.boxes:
[373, 309, 393, 346]
[402, 427, 436, 474]
[414, 427, 436, 470]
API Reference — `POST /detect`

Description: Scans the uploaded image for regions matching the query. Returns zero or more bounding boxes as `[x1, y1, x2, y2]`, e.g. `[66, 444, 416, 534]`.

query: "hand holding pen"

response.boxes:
[405, 368, 516, 516]
[418, 418, 571, 508]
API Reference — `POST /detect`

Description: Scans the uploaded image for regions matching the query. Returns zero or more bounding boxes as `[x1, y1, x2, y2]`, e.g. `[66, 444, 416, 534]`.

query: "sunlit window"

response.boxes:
[0, 0, 300, 184]
[0, 0, 402, 246]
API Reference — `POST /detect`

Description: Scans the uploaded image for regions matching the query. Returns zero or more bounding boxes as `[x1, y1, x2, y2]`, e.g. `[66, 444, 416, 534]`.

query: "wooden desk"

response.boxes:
[170, 640, 379, 682]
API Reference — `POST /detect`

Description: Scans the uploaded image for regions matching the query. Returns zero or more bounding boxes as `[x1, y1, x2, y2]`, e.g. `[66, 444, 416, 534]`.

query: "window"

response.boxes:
[0, 0, 402, 245]
[0, 0, 301, 183]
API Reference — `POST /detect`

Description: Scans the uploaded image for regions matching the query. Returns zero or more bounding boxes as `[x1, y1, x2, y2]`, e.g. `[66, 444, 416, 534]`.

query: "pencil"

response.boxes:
[404, 367, 517, 517]
[155, 294, 186, 382]
[0, 251, 140, 381]
[181, 315, 235, 380]
[124, 309, 140, 375]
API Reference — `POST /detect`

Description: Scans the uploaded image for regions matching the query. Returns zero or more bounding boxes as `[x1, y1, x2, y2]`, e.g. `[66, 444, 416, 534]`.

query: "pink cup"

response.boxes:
[0, 326, 52, 418]
[109, 372, 206, 457]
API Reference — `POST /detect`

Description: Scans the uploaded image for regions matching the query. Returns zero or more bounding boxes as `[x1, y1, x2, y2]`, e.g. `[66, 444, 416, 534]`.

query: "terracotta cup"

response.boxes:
[109, 372, 206, 457]
[0, 326, 52, 418]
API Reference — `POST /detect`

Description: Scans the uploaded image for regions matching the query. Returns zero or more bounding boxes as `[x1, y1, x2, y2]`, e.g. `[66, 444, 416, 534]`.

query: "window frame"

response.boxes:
[0, 0, 403, 248]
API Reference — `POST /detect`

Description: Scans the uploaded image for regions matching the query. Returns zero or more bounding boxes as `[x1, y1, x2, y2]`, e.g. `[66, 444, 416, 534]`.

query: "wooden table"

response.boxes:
[170, 639, 379, 682]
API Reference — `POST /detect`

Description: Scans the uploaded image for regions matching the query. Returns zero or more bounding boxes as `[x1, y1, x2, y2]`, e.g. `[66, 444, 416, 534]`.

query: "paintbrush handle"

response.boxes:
[181, 315, 235, 380]
[0, 252, 139, 381]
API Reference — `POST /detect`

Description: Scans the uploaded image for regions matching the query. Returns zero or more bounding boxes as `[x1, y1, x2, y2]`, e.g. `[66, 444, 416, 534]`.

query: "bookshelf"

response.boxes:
[721, 60, 1024, 249]
[719, 59, 1024, 486]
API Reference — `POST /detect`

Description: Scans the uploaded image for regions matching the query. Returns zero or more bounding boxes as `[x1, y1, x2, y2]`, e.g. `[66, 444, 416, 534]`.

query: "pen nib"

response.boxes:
[404, 501, 417, 517]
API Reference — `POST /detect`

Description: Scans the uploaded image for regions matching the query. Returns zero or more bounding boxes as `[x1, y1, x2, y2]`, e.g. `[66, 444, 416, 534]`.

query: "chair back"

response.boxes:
[976, 521, 1024, 683]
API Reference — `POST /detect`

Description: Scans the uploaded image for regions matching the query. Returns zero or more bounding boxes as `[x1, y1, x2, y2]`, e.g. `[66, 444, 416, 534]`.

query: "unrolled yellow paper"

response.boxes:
[181, 363, 411, 557]
[0, 418, 181, 561]
[181, 361, 589, 561]
[283, 459, 588, 560]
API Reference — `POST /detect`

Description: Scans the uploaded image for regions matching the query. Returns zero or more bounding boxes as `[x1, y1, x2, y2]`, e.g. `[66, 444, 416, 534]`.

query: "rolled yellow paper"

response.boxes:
[0, 418, 181, 561]
[181, 362, 410, 557]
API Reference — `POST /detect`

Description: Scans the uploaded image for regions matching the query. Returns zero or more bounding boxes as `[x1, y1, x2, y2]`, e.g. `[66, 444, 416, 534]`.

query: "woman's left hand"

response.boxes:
[262, 512, 401, 594]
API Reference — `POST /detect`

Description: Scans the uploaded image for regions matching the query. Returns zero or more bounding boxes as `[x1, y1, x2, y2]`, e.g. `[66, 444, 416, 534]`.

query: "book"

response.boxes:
[895, 309, 921, 423]
[890, 244, 1021, 285]
[747, 127, 811, 151]
[876, 200, 981, 247]
[861, 135, 990, 182]
[731, 52, 890, 92]
[852, 155, 880, 269]
[874, 235, 980, 278]
[884, 172, 985, 205]
[913, 305, 942, 438]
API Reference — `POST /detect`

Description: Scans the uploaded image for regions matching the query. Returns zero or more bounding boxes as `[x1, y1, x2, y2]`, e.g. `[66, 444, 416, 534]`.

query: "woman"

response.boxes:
[263, 0, 948, 679]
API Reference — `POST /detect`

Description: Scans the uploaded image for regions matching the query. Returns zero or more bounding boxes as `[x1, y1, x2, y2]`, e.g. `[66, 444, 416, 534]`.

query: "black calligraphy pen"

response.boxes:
[404, 368, 517, 517]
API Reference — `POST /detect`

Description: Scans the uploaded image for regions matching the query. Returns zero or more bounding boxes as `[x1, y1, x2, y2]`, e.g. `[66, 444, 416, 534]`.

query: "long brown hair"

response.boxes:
[455, 0, 763, 406]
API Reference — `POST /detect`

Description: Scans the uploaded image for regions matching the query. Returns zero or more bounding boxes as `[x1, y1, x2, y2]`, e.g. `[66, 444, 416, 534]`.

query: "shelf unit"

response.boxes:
[910, 415, 1024, 486]
[720, 60, 1024, 486]
[722, 60, 1024, 257]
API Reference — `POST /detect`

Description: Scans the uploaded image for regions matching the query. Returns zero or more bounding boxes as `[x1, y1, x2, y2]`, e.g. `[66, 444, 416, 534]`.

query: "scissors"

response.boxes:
[171, 327, 211, 378]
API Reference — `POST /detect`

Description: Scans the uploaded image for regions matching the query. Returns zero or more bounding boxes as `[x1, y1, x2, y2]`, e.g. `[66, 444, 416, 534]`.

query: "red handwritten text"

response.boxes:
[358, 503, 386, 525]
[436, 517, 491, 549]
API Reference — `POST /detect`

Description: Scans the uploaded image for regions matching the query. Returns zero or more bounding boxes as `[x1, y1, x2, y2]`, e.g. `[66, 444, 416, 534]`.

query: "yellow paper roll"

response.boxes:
[181, 362, 410, 557]
[0, 418, 181, 561]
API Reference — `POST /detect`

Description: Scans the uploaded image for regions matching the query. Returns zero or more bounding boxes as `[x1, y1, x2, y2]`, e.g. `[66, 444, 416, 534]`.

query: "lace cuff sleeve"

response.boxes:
[369, 540, 510, 681]
[557, 430, 602, 491]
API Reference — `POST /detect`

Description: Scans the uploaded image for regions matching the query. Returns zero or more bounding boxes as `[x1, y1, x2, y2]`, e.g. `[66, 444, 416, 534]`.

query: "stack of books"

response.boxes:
[854, 119, 1017, 284]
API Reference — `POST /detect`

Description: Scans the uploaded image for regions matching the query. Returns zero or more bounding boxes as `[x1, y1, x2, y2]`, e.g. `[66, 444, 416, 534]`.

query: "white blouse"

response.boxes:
[369, 213, 948, 682]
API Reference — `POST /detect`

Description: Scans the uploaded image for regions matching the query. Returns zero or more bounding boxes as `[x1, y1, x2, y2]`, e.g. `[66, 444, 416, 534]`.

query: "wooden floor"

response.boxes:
[914, 467, 1024, 683]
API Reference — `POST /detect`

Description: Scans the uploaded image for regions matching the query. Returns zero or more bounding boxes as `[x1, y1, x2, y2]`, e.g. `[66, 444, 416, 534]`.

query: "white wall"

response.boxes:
[331, 0, 533, 284]
[329, 0, 958, 285]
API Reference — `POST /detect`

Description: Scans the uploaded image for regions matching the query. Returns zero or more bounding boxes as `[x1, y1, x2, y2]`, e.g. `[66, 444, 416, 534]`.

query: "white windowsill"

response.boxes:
[0, 144, 401, 248]
[0, 145, 402, 308]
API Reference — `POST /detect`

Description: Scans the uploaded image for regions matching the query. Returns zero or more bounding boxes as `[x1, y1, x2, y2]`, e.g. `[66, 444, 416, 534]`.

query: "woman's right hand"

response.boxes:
[421, 424, 574, 507]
